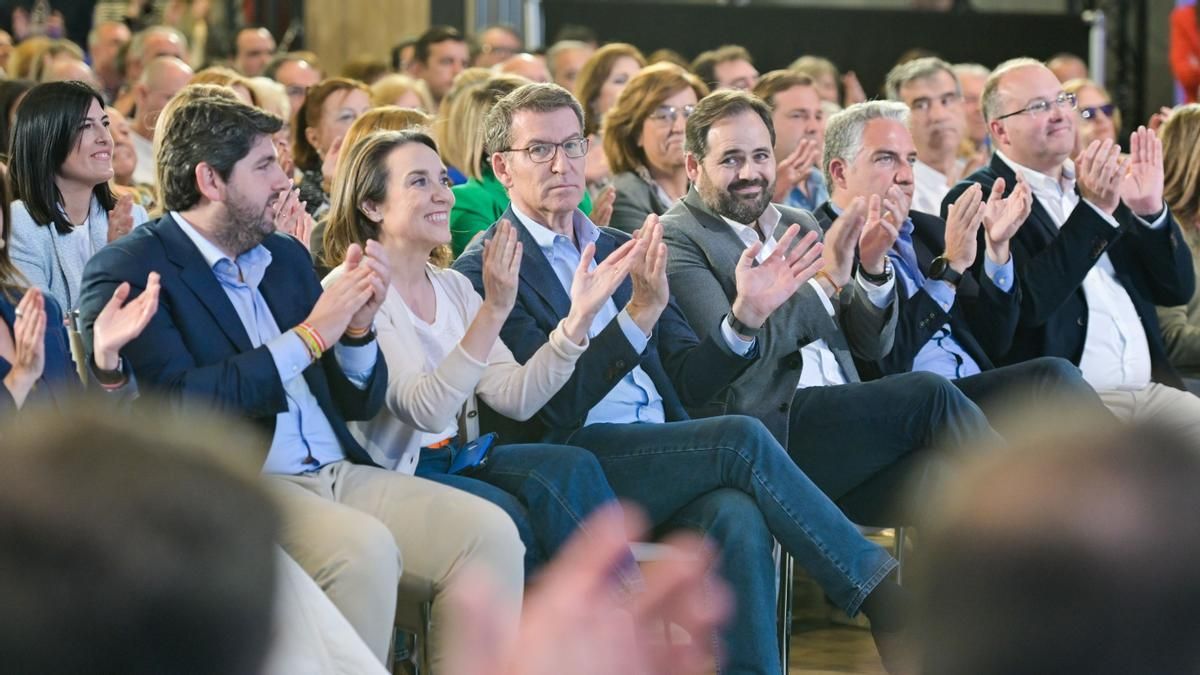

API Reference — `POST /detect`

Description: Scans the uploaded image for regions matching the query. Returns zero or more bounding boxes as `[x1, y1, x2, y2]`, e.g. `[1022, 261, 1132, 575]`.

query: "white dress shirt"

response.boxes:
[911, 158, 964, 216]
[131, 130, 156, 187]
[721, 204, 895, 388]
[995, 151, 1165, 390]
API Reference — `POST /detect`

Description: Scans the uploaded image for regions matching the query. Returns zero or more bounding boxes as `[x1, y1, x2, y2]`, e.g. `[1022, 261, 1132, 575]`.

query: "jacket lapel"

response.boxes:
[159, 215, 255, 353]
[506, 207, 574, 320]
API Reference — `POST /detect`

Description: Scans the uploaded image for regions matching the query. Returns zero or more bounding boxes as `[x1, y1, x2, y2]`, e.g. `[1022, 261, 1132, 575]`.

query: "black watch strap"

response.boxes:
[857, 259, 892, 284]
[929, 256, 964, 285]
[340, 327, 378, 347]
[728, 313, 761, 338]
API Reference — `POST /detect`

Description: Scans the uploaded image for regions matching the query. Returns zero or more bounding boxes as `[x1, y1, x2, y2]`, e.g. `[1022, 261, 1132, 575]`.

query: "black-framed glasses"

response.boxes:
[1080, 103, 1116, 120]
[502, 137, 590, 163]
[995, 92, 1077, 121]
[647, 104, 696, 125]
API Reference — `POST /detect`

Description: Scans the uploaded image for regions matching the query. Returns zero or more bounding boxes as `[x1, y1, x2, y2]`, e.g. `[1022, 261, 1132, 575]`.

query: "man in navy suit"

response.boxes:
[454, 83, 912, 675]
[813, 100, 1104, 425]
[942, 58, 1200, 438]
[77, 95, 524, 669]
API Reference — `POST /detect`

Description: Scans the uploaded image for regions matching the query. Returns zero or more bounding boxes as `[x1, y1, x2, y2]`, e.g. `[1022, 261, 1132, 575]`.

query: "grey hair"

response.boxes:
[884, 56, 959, 101]
[981, 57, 1043, 123]
[953, 63, 991, 81]
[483, 82, 585, 156]
[822, 100, 910, 188]
[546, 40, 591, 79]
[128, 26, 188, 63]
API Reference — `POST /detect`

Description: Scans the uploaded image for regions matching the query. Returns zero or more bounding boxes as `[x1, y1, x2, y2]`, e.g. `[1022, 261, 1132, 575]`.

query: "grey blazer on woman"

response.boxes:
[609, 170, 671, 235]
[660, 189, 897, 445]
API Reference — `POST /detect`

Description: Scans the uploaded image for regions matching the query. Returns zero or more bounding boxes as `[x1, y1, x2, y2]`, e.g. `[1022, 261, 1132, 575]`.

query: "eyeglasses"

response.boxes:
[995, 92, 1077, 121]
[503, 137, 590, 163]
[1080, 103, 1116, 120]
[647, 104, 696, 125]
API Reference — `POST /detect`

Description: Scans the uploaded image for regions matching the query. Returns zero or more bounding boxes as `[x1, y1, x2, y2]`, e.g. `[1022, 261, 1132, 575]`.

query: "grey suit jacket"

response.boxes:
[660, 188, 897, 445]
[609, 170, 671, 235]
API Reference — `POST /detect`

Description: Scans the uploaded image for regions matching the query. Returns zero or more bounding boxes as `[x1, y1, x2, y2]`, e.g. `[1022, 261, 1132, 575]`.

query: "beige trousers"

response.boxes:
[268, 461, 525, 670]
[1099, 382, 1200, 441]
[262, 550, 388, 675]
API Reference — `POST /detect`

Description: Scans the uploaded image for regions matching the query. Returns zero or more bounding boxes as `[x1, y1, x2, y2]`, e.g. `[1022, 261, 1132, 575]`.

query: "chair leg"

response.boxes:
[894, 527, 907, 586]
[775, 544, 794, 675]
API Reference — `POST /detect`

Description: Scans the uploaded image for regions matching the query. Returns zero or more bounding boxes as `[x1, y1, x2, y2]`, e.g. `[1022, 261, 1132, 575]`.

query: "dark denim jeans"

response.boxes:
[416, 442, 618, 577]
[566, 415, 898, 675]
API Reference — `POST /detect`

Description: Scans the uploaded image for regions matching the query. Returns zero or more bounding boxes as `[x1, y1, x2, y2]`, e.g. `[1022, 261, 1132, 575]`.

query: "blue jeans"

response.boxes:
[416, 443, 618, 577]
[565, 415, 898, 675]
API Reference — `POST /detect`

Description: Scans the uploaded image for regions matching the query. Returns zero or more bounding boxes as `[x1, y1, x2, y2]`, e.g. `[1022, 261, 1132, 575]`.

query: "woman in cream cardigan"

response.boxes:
[322, 129, 639, 575]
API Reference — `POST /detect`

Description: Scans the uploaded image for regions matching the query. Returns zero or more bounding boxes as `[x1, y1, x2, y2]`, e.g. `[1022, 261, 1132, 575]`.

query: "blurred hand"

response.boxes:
[589, 184, 617, 228]
[107, 193, 135, 243]
[3, 288, 46, 408]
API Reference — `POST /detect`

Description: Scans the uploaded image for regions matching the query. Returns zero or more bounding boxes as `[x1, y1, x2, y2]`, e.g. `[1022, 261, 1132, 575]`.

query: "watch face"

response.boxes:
[930, 257, 947, 279]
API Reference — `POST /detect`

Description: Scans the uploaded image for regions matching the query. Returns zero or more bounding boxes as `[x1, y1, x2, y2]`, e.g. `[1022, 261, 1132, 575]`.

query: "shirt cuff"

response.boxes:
[922, 279, 958, 311]
[1082, 199, 1121, 228]
[807, 278, 837, 317]
[616, 308, 650, 354]
[719, 315, 757, 356]
[334, 341, 379, 390]
[1134, 203, 1169, 230]
[855, 270, 896, 309]
[269, 330, 314, 384]
[983, 255, 1015, 293]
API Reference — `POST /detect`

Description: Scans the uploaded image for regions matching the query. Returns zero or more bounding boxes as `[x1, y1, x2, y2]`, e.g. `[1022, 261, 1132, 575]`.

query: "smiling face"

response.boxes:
[638, 86, 698, 176]
[829, 117, 917, 205]
[216, 134, 291, 254]
[990, 64, 1076, 173]
[58, 98, 114, 188]
[687, 109, 776, 225]
[366, 142, 455, 251]
[493, 106, 587, 223]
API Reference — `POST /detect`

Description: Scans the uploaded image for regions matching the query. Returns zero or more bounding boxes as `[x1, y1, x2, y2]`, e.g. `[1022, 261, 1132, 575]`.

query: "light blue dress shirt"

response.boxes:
[510, 203, 667, 425]
[783, 172, 830, 214]
[173, 213, 378, 474]
[888, 217, 1014, 379]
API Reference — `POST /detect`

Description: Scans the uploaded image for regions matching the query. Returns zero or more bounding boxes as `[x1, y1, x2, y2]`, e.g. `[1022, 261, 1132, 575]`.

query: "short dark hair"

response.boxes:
[157, 96, 282, 212]
[264, 50, 321, 80]
[684, 89, 775, 161]
[752, 70, 817, 108]
[9, 81, 115, 235]
[414, 26, 465, 66]
[690, 45, 754, 89]
[0, 402, 278, 675]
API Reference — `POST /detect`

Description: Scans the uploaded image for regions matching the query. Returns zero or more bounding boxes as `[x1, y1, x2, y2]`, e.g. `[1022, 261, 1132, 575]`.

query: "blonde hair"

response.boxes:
[601, 62, 708, 175]
[369, 73, 434, 112]
[1162, 105, 1200, 228]
[246, 76, 289, 120]
[323, 129, 442, 268]
[439, 74, 528, 180]
[190, 66, 258, 105]
[574, 43, 646, 136]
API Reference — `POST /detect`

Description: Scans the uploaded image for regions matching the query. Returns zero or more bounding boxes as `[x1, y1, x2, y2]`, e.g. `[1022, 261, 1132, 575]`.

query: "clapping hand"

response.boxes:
[858, 193, 901, 277]
[93, 272, 160, 372]
[980, 176, 1032, 264]
[589, 185, 617, 228]
[480, 220, 523, 317]
[942, 184, 984, 275]
[820, 196, 868, 290]
[274, 185, 315, 251]
[563, 236, 641, 345]
[107, 193, 135, 243]
[731, 224, 823, 333]
[1119, 126, 1165, 217]
[625, 214, 670, 335]
[3, 288, 46, 408]
[1076, 138, 1126, 215]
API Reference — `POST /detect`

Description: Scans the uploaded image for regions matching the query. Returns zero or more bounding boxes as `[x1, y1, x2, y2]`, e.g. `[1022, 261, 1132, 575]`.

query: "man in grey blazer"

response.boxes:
[661, 90, 995, 526]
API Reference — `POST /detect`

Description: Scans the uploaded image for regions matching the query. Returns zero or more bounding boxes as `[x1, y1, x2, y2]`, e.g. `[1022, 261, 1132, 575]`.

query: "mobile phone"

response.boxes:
[448, 432, 498, 475]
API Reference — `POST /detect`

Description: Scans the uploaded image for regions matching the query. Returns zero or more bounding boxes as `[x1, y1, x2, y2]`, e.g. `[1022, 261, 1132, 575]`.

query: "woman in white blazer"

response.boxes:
[323, 129, 639, 575]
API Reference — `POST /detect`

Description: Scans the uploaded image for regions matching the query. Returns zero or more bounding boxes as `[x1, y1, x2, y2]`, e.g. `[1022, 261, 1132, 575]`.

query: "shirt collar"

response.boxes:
[719, 203, 783, 248]
[994, 149, 1076, 195]
[172, 211, 273, 287]
[509, 201, 599, 255]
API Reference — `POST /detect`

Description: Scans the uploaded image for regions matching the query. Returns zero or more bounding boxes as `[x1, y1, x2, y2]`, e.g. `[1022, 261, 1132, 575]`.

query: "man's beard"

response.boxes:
[214, 185, 277, 255]
[699, 168, 774, 225]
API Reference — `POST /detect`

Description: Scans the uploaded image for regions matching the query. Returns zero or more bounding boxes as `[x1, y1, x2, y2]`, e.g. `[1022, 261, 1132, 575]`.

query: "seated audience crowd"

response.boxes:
[3, 9, 1199, 675]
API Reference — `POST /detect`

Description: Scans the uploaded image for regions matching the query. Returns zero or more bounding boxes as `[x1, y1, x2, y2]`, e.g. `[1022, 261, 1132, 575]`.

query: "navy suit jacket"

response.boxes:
[451, 206, 757, 443]
[942, 154, 1195, 389]
[814, 202, 1021, 378]
[77, 214, 387, 465]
